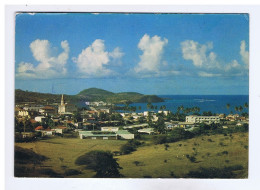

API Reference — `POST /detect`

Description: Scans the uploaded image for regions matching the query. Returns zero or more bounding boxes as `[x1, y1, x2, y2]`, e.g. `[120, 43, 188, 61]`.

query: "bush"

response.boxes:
[186, 154, 196, 163]
[185, 165, 244, 178]
[152, 135, 168, 145]
[120, 139, 142, 155]
[75, 150, 122, 178]
[64, 169, 82, 176]
[120, 143, 136, 154]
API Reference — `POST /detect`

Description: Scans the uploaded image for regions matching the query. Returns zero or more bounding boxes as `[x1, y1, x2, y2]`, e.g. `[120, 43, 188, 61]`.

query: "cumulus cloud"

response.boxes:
[240, 40, 249, 68]
[181, 40, 220, 69]
[181, 40, 248, 77]
[134, 34, 168, 75]
[73, 39, 123, 78]
[16, 39, 69, 78]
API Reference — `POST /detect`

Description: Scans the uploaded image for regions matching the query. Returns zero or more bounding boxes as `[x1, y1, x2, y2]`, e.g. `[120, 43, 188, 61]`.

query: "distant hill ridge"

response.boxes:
[15, 88, 164, 104]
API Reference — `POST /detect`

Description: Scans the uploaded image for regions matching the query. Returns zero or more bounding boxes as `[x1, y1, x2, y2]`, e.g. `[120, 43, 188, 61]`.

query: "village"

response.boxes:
[15, 95, 249, 142]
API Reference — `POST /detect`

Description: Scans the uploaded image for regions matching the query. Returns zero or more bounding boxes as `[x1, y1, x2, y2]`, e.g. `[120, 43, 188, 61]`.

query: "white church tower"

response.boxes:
[58, 94, 66, 114]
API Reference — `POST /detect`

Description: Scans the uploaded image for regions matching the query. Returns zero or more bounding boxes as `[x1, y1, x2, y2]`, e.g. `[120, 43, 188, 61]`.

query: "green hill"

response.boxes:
[15, 88, 164, 104]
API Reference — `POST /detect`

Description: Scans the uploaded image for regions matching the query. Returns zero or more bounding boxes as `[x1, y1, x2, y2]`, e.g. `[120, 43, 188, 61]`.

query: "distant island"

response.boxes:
[15, 88, 164, 104]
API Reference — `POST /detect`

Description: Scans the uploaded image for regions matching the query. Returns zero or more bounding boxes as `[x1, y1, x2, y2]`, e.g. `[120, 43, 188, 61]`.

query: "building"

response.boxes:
[138, 128, 154, 135]
[186, 115, 220, 124]
[35, 116, 46, 123]
[117, 130, 134, 139]
[79, 130, 134, 140]
[58, 94, 77, 114]
[39, 106, 57, 115]
[79, 131, 118, 140]
[101, 127, 119, 132]
[177, 122, 195, 128]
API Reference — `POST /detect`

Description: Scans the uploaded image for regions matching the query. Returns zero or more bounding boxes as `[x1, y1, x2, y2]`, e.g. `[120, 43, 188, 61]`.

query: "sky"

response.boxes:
[15, 13, 249, 95]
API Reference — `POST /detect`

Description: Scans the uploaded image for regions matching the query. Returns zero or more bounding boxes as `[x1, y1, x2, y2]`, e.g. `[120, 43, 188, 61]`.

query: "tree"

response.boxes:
[238, 106, 243, 113]
[73, 112, 82, 122]
[226, 103, 230, 110]
[154, 115, 166, 134]
[244, 102, 248, 109]
[75, 150, 122, 178]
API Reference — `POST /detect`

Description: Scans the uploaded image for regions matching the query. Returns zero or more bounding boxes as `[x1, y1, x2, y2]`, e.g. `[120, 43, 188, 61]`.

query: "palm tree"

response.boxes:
[244, 102, 248, 109]
[226, 103, 230, 110]
[235, 106, 239, 112]
[238, 105, 243, 113]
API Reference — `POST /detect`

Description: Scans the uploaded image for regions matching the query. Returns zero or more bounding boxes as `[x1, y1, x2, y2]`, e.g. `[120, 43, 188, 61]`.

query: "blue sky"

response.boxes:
[15, 13, 249, 95]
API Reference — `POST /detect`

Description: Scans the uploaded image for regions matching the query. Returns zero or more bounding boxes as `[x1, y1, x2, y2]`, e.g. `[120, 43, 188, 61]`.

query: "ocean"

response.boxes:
[119, 95, 249, 115]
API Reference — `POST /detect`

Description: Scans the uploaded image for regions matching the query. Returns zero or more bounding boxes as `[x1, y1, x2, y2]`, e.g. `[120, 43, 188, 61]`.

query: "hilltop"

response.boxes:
[15, 88, 164, 104]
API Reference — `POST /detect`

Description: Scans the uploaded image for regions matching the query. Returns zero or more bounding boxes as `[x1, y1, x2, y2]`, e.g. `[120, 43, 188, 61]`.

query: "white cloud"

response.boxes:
[181, 40, 220, 69]
[240, 40, 249, 68]
[198, 71, 222, 77]
[181, 40, 249, 77]
[109, 47, 124, 60]
[16, 39, 70, 79]
[73, 39, 123, 78]
[134, 34, 168, 74]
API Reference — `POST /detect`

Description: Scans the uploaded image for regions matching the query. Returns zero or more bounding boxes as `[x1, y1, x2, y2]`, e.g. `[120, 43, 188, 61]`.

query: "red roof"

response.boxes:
[42, 106, 55, 110]
[35, 126, 44, 130]
[57, 126, 67, 129]
[30, 119, 37, 124]
[88, 111, 97, 114]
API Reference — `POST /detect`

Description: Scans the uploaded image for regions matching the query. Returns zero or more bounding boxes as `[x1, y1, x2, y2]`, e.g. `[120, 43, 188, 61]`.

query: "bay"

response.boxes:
[118, 95, 249, 115]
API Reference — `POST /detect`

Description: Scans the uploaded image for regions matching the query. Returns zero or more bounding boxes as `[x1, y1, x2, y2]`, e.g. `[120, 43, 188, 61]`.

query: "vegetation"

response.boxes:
[75, 150, 122, 177]
[15, 132, 248, 178]
[15, 88, 164, 104]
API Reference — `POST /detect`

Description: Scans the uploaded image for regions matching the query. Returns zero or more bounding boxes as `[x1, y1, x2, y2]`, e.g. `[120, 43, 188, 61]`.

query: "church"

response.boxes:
[58, 94, 77, 114]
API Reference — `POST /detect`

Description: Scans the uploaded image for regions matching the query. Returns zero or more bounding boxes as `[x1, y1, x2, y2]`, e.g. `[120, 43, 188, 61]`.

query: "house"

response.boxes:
[18, 110, 37, 118]
[54, 126, 68, 134]
[138, 128, 154, 135]
[35, 116, 46, 123]
[101, 127, 119, 132]
[39, 106, 57, 115]
[177, 122, 195, 128]
[41, 129, 55, 136]
[79, 131, 118, 140]
[21, 132, 35, 138]
[116, 130, 134, 139]
[186, 115, 220, 124]
[158, 110, 170, 116]
[35, 126, 44, 131]
[123, 123, 148, 129]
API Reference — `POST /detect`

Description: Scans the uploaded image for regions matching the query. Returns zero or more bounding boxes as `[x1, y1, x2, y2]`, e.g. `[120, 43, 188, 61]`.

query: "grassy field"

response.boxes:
[15, 132, 248, 178]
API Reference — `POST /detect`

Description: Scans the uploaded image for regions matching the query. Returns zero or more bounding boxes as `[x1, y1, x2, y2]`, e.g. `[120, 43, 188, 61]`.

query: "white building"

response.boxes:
[186, 115, 220, 124]
[35, 116, 46, 122]
[101, 127, 119, 132]
[58, 94, 77, 114]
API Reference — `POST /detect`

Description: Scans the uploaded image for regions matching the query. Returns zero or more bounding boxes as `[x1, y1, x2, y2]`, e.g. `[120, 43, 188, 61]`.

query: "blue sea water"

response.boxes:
[122, 95, 249, 115]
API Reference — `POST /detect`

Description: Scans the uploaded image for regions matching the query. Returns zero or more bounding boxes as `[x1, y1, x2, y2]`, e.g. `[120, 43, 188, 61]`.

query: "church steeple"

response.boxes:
[61, 94, 64, 105]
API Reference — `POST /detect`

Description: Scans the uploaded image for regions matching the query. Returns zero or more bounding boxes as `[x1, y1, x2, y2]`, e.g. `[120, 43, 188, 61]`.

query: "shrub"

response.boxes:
[75, 150, 122, 178]
[164, 144, 170, 150]
[152, 135, 168, 145]
[186, 154, 196, 163]
[120, 139, 142, 155]
[120, 143, 136, 155]
[64, 169, 82, 176]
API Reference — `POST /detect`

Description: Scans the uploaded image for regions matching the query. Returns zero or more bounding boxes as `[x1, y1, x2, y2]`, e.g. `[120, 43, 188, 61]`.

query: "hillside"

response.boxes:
[15, 88, 164, 104]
